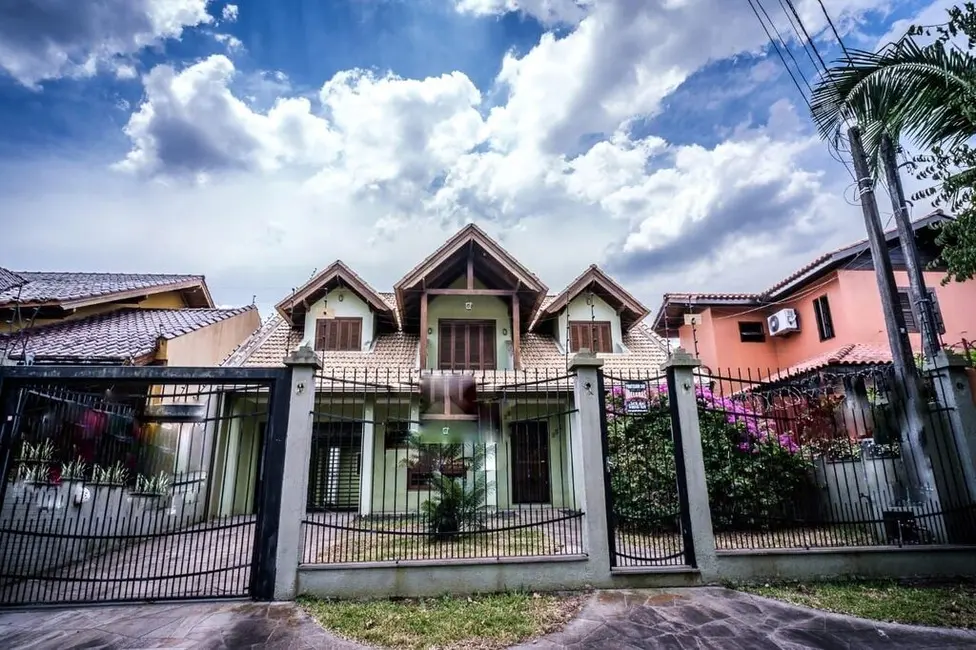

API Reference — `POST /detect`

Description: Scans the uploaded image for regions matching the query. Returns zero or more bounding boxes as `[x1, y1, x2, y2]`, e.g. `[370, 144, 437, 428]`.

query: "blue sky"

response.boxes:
[0, 0, 953, 315]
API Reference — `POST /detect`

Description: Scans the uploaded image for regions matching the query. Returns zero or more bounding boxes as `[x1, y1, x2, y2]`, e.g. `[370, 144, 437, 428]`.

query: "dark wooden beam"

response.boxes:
[420, 292, 429, 370]
[467, 244, 475, 290]
[425, 289, 516, 296]
[512, 294, 521, 370]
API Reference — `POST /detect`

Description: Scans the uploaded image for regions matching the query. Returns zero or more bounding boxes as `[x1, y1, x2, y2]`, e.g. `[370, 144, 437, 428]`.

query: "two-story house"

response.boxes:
[0, 270, 260, 367]
[217, 224, 668, 518]
[651, 211, 973, 379]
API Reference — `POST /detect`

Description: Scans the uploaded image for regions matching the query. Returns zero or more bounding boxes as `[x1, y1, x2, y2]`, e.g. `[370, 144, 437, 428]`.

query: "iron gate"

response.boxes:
[0, 365, 291, 606]
[598, 368, 695, 568]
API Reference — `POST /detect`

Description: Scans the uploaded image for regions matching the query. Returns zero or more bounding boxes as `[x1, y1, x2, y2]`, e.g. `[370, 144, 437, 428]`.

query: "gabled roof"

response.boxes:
[395, 223, 547, 295]
[0, 272, 213, 309]
[0, 268, 25, 294]
[275, 261, 395, 328]
[533, 264, 650, 331]
[393, 224, 549, 332]
[0, 307, 255, 365]
[652, 210, 953, 335]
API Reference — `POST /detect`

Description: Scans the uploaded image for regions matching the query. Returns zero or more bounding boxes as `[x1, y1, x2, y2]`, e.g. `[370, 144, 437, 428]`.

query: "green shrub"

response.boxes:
[605, 384, 815, 532]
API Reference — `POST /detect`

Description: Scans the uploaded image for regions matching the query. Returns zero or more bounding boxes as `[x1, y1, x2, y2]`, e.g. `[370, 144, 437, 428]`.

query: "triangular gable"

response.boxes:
[393, 224, 549, 331]
[275, 260, 393, 327]
[535, 264, 650, 331]
[394, 223, 547, 294]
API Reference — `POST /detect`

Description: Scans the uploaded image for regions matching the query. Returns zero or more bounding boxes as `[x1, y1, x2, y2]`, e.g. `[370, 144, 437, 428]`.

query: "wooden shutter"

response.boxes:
[438, 321, 496, 370]
[927, 289, 946, 335]
[314, 319, 329, 351]
[568, 321, 612, 352]
[897, 290, 919, 333]
[569, 323, 582, 352]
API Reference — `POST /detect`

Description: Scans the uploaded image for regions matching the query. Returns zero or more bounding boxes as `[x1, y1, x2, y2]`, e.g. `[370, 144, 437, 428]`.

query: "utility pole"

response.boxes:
[849, 126, 934, 502]
[880, 133, 942, 360]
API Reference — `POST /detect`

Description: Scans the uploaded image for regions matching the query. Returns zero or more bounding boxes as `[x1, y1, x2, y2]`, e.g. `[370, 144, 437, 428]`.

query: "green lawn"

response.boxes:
[741, 579, 976, 629]
[298, 592, 585, 649]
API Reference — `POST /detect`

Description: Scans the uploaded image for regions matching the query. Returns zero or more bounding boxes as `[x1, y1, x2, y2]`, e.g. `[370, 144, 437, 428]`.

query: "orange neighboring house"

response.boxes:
[651, 211, 974, 378]
[0, 270, 260, 367]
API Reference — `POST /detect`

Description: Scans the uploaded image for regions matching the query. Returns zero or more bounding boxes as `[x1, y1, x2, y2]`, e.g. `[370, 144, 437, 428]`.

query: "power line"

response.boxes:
[815, 0, 854, 61]
[745, 0, 813, 111]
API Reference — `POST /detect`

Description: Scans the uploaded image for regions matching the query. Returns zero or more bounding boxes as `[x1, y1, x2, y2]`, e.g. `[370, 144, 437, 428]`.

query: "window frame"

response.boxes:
[737, 321, 766, 343]
[897, 288, 946, 335]
[437, 319, 497, 371]
[568, 320, 614, 353]
[314, 317, 363, 352]
[813, 295, 835, 341]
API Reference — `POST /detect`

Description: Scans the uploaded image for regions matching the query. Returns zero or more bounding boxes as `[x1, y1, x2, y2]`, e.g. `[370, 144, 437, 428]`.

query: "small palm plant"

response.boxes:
[411, 440, 495, 542]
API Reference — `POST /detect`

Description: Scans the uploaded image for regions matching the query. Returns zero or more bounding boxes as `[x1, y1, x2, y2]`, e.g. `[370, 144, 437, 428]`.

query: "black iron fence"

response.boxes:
[599, 369, 691, 568]
[301, 368, 583, 564]
[0, 365, 290, 605]
[698, 366, 976, 551]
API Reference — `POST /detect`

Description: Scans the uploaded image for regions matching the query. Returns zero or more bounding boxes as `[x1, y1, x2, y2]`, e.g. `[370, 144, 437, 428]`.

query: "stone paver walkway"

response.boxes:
[2, 588, 976, 649]
[0, 601, 359, 650]
[518, 588, 976, 649]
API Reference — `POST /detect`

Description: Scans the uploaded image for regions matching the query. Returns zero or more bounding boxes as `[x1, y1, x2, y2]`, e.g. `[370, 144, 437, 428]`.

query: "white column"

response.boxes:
[360, 398, 375, 516]
[274, 346, 320, 601]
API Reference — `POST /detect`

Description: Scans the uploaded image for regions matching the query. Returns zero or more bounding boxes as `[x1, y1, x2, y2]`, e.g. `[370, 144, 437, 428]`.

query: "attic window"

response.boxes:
[315, 317, 362, 351]
[738, 321, 765, 343]
[569, 321, 612, 353]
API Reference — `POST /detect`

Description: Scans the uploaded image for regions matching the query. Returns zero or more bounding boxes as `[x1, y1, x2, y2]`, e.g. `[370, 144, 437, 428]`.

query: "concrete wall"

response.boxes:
[0, 472, 209, 587]
[163, 309, 261, 367]
[300, 288, 376, 351]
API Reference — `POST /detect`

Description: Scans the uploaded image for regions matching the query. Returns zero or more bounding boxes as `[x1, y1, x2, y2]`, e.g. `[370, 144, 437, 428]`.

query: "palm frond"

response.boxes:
[810, 38, 976, 169]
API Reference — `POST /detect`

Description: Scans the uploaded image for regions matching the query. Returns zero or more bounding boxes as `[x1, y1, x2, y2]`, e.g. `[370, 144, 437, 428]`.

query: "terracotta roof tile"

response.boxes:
[0, 272, 205, 305]
[227, 313, 670, 377]
[0, 268, 25, 294]
[764, 344, 893, 383]
[1, 307, 256, 363]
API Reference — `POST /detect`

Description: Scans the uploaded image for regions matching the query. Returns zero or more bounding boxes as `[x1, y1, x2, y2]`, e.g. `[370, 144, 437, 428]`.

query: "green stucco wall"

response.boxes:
[425, 276, 514, 370]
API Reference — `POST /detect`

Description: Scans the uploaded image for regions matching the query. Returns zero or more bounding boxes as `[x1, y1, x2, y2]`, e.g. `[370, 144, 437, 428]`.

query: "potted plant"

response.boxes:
[16, 440, 56, 465]
[60, 458, 89, 503]
[131, 472, 172, 511]
[132, 472, 172, 498]
[90, 462, 129, 488]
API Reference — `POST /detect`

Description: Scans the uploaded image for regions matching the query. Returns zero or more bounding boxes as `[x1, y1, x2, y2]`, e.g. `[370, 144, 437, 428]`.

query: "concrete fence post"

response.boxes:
[924, 350, 976, 542]
[274, 346, 321, 600]
[661, 348, 718, 580]
[568, 351, 611, 579]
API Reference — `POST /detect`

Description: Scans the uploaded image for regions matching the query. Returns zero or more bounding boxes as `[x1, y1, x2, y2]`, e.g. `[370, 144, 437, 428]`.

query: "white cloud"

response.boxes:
[6, 0, 906, 318]
[117, 55, 339, 177]
[0, 0, 212, 88]
[454, 0, 593, 24]
[214, 32, 245, 52]
[221, 4, 239, 22]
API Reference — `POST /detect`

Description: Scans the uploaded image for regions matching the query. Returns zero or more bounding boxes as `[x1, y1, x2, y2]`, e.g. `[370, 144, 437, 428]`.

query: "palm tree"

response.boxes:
[810, 33, 976, 175]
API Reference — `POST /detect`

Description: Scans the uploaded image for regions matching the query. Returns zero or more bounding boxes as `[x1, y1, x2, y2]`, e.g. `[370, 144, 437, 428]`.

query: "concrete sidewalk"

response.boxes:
[2, 587, 975, 649]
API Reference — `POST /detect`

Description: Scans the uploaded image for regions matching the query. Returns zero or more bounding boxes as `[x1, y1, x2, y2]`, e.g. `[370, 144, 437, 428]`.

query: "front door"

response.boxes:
[510, 421, 551, 504]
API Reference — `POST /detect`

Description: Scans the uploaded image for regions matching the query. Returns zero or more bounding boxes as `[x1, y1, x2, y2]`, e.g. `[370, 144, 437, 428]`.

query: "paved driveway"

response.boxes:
[2, 588, 975, 649]
[517, 588, 976, 649]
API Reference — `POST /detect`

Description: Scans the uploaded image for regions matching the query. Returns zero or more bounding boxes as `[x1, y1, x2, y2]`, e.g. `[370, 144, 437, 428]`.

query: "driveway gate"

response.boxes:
[598, 368, 696, 569]
[0, 365, 291, 606]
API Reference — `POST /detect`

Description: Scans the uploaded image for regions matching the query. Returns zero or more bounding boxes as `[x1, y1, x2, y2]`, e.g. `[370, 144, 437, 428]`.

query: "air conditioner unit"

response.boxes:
[768, 308, 799, 336]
